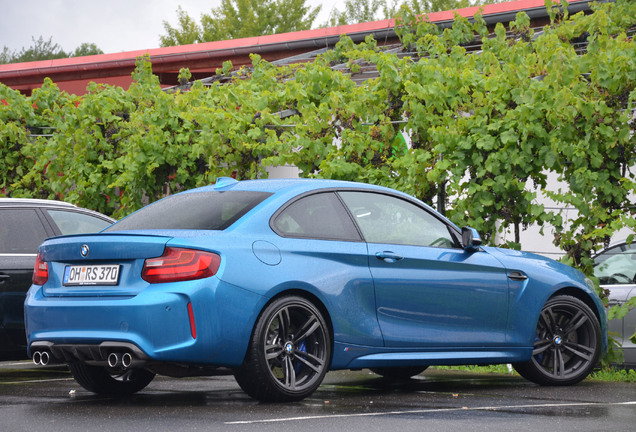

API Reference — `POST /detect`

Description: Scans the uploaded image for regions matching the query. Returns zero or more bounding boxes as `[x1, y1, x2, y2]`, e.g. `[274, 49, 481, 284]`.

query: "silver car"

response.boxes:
[594, 241, 636, 369]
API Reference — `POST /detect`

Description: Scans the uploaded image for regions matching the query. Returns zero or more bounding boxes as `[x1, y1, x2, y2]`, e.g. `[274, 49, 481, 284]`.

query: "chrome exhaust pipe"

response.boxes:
[32, 351, 51, 366]
[121, 352, 133, 369]
[107, 352, 120, 368]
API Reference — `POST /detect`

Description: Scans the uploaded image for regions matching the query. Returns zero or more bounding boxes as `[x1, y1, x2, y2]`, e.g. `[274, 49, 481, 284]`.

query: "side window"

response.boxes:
[0, 209, 49, 254]
[594, 243, 636, 285]
[338, 191, 456, 248]
[272, 193, 361, 241]
[46, 209, 112, 235]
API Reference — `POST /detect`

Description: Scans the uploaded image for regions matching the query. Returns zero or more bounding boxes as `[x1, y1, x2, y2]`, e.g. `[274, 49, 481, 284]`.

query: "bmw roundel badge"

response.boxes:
[80, 244, 90, 257]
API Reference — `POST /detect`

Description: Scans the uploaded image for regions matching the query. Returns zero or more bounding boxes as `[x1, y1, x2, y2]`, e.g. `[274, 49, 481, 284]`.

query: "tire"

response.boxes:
[68, 362, 155, 395]
[234, 296, 331, 402]
[513, 295, 601, 386]
[370, 366, 428, 380]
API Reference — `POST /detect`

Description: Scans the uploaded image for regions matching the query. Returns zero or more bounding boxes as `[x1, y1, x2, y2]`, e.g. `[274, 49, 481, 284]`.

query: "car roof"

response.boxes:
[0, 198, 115, 223]
[178, 177, 457, 231]
[190, 177, 402, 196]
[0, 198, 77, 208]
[593, 240, 635, 258]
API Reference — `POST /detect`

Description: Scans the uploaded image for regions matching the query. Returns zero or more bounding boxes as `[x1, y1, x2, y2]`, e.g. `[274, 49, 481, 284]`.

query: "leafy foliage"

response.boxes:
[2, 0, 633, 246]
[160, 0, 321, 46]
[1, 37, 103, 64]
[327, 0, 492, 26]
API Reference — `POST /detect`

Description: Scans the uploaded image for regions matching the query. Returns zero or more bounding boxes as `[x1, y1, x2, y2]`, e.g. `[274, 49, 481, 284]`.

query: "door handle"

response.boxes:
[0, 273, 9, 284]
[375, 252, 403, 263]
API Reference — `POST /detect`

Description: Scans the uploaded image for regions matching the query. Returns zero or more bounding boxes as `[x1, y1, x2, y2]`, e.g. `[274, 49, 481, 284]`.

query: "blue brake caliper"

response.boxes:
[295, 340, 307, 374]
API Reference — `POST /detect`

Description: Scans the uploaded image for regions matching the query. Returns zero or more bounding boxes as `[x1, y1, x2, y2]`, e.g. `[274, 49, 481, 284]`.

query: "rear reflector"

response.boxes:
[32, 252, 49, 285]
[141, 247, 220, 284]
[188, 302, 197, 339]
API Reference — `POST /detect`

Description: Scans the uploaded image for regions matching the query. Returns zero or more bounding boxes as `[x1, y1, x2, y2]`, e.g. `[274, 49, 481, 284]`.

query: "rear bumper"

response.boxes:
[24, 277, 265, 367]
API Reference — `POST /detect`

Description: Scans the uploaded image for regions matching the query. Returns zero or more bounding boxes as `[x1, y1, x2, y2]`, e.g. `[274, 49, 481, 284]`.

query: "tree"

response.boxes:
[159, 6, 204, 46]
[0, 37, 103, 64]
[326, 0, 385, 26]
[1, 36, 67, 64]
[69, 43, 104, 58]
[200, 0, 278, 42]
[160, 0, 321, 46]
[0, 47, 13, 64]
[274, 0, 322, 34]
[326, 0, 491, 26]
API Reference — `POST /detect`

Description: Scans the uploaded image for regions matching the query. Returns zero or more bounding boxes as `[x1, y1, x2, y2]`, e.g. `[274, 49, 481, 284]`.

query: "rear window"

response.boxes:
[105, 191, 271, 232]
[46, 209, 112, 234]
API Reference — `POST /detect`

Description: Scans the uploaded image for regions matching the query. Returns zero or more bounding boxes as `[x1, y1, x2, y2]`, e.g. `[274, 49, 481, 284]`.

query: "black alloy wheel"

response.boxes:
[513, 295, 601, 386]
[234, 296, 331, 402]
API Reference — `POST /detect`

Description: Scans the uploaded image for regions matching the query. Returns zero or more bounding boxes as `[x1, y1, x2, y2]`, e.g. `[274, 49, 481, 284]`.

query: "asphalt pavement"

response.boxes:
[0, 361, 634, 432]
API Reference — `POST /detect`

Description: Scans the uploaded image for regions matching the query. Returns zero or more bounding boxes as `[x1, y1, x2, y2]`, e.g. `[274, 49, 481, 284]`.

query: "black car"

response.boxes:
[0, 198, 114, 359]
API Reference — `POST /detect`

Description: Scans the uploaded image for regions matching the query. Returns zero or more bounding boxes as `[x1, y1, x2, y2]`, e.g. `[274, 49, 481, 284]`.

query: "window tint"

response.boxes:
[47, 209, 112, 235]
[273, 193, 361, 241]
[0, 209, 48, 254]
[338, 191, 456, 248]
[594, 243, 636, 285]
[105, 191, 271, 232]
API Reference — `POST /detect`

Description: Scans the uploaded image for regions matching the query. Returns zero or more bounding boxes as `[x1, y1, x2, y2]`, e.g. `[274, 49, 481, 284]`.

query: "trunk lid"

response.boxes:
[38, 233, 172, 297]
[40, 233, 171, 262]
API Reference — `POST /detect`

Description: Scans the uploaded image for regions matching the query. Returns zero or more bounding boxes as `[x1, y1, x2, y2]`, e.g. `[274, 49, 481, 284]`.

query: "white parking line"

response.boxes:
[225, 401, 636, 425]
[0, 378, 74, 384]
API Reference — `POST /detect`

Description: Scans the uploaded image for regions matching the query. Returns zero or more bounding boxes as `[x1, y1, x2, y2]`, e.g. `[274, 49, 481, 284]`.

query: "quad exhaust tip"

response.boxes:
[30, 342, 147, 368]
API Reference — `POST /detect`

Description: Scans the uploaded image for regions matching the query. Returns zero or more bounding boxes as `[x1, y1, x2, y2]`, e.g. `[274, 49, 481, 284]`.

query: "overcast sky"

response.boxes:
[0, 0, 340, 55]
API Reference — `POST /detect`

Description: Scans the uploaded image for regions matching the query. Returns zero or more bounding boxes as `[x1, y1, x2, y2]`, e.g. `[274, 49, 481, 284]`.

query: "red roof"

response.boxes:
[0, 0, 592, 95]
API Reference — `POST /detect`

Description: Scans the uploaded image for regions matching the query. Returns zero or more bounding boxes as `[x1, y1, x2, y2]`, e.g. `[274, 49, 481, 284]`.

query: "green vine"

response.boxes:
[1, 0, 634, 272]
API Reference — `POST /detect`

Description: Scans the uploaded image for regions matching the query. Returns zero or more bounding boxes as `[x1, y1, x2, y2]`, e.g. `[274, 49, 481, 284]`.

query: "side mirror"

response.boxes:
[462, 227, 482, 251]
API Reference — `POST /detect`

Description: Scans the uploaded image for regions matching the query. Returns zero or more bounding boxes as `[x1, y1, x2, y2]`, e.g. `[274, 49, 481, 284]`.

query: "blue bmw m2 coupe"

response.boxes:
[24, 178, 607, 401]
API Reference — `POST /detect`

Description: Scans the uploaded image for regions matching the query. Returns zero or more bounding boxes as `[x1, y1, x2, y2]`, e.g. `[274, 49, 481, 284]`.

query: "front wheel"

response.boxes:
[513, 295, 601, 386]
[68, 362, 155, 395]
[234, 296, 331, 402]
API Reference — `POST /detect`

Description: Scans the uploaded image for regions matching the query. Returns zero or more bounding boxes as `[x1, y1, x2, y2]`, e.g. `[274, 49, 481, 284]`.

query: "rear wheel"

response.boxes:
[234, 296, 331, 402]
[513, 295, 601, 386]
[68, 362, 155, 395]
[370, 366, 428, 380]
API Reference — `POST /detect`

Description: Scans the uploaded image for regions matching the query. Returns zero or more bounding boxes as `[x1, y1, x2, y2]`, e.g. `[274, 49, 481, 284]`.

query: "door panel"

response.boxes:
[369, 244, 509, 347]
[337, 191, 509, 348]
[0, 208, 52, 356]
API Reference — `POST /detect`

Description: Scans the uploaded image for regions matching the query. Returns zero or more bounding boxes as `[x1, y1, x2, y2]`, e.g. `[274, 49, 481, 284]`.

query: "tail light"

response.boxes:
[141, 247, 220, 284]
[32, 252, 49, 285]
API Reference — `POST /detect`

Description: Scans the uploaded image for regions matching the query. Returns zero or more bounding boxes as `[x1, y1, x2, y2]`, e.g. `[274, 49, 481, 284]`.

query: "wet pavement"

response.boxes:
[0, 361, 634, 431]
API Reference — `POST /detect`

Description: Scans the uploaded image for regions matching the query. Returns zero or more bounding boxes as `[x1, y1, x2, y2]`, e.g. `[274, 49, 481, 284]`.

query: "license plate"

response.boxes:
[63, 265, 120, 286]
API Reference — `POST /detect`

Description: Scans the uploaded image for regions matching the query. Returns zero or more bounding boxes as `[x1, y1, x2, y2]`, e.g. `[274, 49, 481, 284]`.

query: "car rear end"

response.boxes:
[24, 184, 276, 371]
[27, 233, 224, 364]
